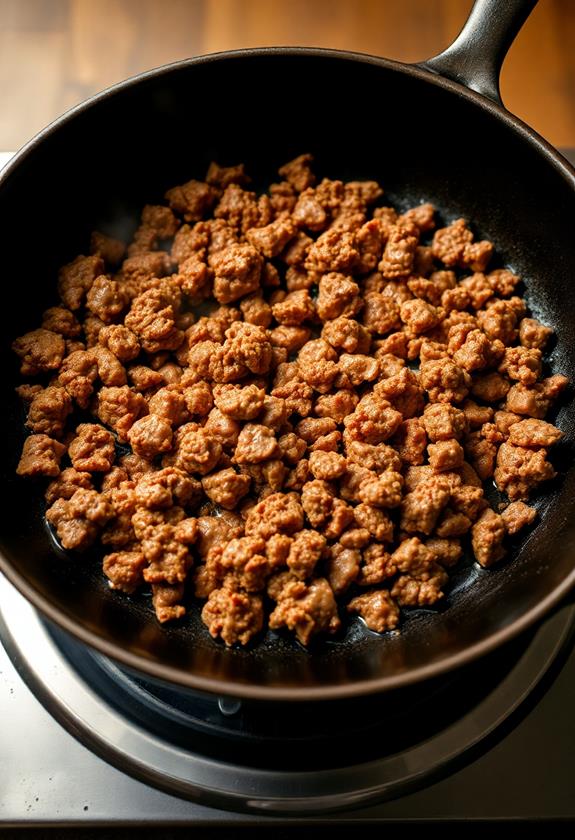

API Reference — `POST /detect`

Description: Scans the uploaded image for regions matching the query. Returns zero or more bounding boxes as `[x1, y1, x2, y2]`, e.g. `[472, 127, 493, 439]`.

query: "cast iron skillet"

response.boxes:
[1, 0, 574, 701]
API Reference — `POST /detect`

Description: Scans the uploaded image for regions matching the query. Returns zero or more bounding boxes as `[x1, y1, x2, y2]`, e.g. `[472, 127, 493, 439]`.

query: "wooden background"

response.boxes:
[0, 0, 574, 151]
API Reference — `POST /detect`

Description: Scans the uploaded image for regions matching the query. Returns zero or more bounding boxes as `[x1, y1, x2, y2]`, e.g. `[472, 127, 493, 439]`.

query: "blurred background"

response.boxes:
[0, 0, 573, 152]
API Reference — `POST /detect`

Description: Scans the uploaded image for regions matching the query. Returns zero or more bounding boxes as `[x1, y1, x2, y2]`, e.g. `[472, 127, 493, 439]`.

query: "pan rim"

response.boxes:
[1, 46, 574, 191]
[1, 45, 575, 701]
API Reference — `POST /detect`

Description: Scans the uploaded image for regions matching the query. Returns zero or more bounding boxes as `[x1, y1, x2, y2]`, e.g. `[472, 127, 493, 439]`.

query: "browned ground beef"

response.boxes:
[13, 154, 568, 647]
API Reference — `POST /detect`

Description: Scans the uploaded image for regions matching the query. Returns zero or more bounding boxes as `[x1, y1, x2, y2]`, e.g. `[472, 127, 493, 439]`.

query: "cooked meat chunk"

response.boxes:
[202, 468, 251, 509]
[326, 543, 361, 594]
[391, 567, 448, 606]
[519, 317, 553, 350]
[499, 346, 542, 385]
[379, 220, 418, 279]
[41, 306, 82, 338]
[308, 450, 346, 481]
[202, 581, 263, 646]
[471, 508, 506, 567]
[432, 219, 493, 271]
[25, 386, 72, 438]
[348, 590, 400, 633]
[124, 288, 184, 353]
[218, 536, 270, 591]
[46, 488, 113, 550]
[58, 254, 104, 310]
[103, 550, 147, 593]
[128, 415, 173, 459]
[420, 360, 471, 403]
[45, 468, 93, 505]
[507, 419, 563, 448]
[213, 383, 266, 420]
[234, 424, 279, 464]
[400, 476, 451, 535]
[165, 178, 218, 222]
[358, 471, 403, 508]
[175, 427, 222, 475]
[269, 577, 340, 645]
[246, 216, 297, 258]
[12, 329, 65, 376]
[17, 434, 66, 477]
[68, 424, 116, 472]
[428, 439, 464, 472]
[90, 231, 126, 266]
[494, 442, 556, 500]
[286, 529, 326, 580]
[212, 243, 263, 304]
[501, 501, 537, 535]
[96, 386, 147, 441]
[245, 492, 304, 540]
[86, 274, 128, 323]
[98, 324, 141, 362]
[152, 583, 186, 623]
[422, 403, 466, 442]
[134, 467, 201, 510]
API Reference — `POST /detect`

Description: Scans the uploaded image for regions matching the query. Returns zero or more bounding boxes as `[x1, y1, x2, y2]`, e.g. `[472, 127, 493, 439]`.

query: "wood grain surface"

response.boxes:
[0, 0, 574, 151]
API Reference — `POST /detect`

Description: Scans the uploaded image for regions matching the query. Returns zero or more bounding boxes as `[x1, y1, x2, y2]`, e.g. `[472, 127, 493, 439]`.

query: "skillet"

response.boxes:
[1, 0, 574, 700]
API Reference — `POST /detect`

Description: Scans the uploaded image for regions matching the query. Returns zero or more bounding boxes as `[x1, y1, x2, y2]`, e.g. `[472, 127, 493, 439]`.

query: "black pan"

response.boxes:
[1, 0, 574, 701]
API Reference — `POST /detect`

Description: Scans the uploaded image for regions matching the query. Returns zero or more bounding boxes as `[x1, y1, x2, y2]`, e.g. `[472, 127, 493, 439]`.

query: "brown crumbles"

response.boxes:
[13, 154, 568, 648]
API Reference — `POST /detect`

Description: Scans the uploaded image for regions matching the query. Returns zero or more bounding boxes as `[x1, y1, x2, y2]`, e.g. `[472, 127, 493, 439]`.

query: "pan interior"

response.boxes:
[1, 51, 575, 697]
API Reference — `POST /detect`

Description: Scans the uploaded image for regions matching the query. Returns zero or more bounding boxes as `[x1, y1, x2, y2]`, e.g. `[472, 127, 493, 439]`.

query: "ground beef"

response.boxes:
[12, 329, 66, 376]
[269, 577, 341, 645]
[16, 434, 66, 477]
[128, 415, 173, 459]
[391, 567, 448, 606]
[348, 589, 400, 632]
[494, 442, 556, 500]
[25, 386, 73, 438]
[201, 468, 251, 509]
[57, 254, 104, 311]
[152, 583, 187, 623]
[507, 418, 563, 448]
[202, 581, 264, 646]
[103, 550, 147, 594]
[68, 423, 116, 472]
[500, 501, 537, 535]
[12, 154, 568, 650]
[400, 475, 451, 535]
[46, 488, 114, 550]
[471, 508, 506, 567]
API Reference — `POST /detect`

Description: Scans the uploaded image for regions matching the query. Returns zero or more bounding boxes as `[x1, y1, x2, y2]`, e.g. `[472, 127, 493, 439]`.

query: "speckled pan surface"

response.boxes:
[1, 28, 575, 699]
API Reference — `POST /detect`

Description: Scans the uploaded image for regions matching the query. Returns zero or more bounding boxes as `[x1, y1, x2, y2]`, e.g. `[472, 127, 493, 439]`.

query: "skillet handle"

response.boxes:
[420, 0, 538, 105]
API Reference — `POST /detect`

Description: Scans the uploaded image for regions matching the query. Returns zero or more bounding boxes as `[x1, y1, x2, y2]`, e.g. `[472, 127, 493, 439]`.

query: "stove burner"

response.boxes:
[0, 574, 573, 815]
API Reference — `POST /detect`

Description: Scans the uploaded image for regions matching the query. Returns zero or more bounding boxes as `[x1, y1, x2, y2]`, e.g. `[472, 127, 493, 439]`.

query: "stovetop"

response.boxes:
[2, 149, 575, 828]
[2, 570, 575, 826]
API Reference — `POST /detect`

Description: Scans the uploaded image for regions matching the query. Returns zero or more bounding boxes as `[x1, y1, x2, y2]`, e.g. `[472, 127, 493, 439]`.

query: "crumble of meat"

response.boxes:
[103, 550, 147, 594]
[202, 581, 263, 646]
[348, 590, 400, 632]
[17, 434, 66, 477]
[152, 583, 187, 623]
[46, 488, 114, 550]
[268, 577, 340, 645]
[57, 254, 104, 310]
[12, 329, 66, 376]
[25, 386, 73, 438]
[501, 501, 537, 535]
[471, 508, 506, 567]
[494, 442, 556, 500]
[68, 423, 116, 472]
[391, 566, 448, 607]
